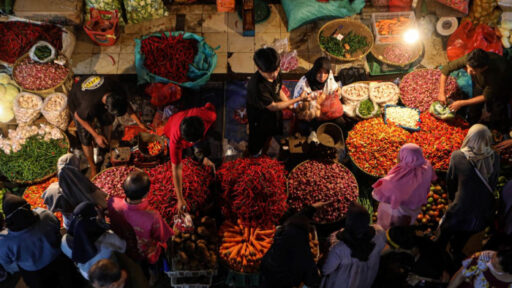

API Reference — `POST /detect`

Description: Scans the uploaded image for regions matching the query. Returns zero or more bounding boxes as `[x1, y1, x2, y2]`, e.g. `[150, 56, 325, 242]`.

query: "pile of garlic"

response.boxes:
[0, 124, 63, 154]
[385, 106, 420, 129]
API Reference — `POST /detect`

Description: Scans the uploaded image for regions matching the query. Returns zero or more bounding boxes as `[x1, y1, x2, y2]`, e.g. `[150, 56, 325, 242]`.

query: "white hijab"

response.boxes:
[460, 124, 495, 180]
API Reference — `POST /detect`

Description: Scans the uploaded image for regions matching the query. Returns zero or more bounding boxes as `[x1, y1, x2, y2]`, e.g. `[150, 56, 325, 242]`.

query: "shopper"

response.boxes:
[447, 248, 512, 288]
[247, 47, 310, 156]
[438, 49, 512, 132]
[43, 153, 108, 228]
[320, 203, 386, 288]
[484, 180, 512, 251]
[89, 257, 149, 288]
[0, 193, 84, 288]
[438, 124, 500, 263]
[161, 102, 217, 212]
[69, 76, 148, 177]
[61, 202, 126, 280]
[372, 143, 437, 230]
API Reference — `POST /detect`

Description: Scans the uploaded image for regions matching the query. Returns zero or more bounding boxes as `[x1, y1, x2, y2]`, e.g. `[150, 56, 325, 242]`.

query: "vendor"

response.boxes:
[292, 56, 342, 135]
[69, 76, 148, 177]
[162, 103, 217, 213]
[438, 49, 512, 132]
[247, 47, 310, 157]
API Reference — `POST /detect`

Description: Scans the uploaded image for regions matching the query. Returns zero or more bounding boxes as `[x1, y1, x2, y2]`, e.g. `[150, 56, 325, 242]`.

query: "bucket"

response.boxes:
[316, 123, 344, 150]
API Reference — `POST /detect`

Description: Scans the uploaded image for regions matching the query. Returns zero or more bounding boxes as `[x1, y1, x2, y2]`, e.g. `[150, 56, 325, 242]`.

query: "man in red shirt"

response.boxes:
[162, 103, 217, 212]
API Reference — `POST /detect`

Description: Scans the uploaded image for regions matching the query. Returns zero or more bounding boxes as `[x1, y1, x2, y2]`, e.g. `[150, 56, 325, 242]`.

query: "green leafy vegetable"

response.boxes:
[319, 31, 368, 58]
[358, 99, 375, 117]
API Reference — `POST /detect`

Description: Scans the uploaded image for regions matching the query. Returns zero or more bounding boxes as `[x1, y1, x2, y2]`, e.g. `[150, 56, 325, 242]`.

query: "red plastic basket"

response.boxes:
[84, 8, 120, 47]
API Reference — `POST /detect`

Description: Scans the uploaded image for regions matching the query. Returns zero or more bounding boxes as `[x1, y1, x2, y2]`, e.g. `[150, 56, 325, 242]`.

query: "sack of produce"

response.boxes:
[13, 92, 43, 125]
[85, 0, 124, 25]
[145, 82, 182, 108]
[369, 82, 399, 106]
[429, 101, 455, 120]
[123, 0, 168, 24]
[341, 82, 369, 105]
[356, 99, 379, 119]
[0, 74, 20, 123]
[319, 92, 344, 121]
[29, 41, 56, 64]
[42, 93, 70, 130]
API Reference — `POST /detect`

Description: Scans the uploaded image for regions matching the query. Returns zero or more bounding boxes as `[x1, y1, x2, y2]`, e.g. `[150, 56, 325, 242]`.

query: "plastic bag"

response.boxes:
[337, 67, 368, 85]
[173, 212, 194, 233]
[85, 0, 124, 25]
[389, 0, 412, 11]
[447, 20, 503, 61]
[319, 91, 343, 121]
[13, 92, 42, 125]
[429, 101, 455, 120]
[281, 85, 293, 120]
[145, 83, 182, 108]
[435, 0, 469, 14]
[266, 38, 289, 54]
[41, 93, 69, 130]
[123, 0, 168, 24]
[217, 0, 235, 12]
[280, 50, 298, 72]
[29, 41, 56, 64]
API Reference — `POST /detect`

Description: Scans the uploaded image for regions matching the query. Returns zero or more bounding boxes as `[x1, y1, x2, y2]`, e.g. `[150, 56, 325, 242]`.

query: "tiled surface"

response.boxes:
[70, 4, 325, 75]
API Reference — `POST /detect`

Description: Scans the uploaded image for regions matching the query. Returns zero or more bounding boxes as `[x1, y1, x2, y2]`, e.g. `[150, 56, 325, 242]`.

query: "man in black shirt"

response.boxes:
[246, 48, 309, 156]
[69, 76, 147, 177]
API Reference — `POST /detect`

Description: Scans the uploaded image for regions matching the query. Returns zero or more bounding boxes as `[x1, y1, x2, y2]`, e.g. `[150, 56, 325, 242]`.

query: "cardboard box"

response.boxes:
[14, 0, 83, 26]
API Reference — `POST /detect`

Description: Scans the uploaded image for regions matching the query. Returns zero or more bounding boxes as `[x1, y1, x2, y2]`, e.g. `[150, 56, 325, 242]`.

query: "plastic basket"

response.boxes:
[225, 269, 260, 288]
[165, 269, 216, 288]
[371, 11, 416, 44]
[83, 8, 120, 47]
[383, 104, 420, 132]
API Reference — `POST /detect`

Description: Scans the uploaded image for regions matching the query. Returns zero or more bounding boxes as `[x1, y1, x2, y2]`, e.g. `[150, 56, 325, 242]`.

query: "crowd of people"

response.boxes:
[0, 47, 512, 288]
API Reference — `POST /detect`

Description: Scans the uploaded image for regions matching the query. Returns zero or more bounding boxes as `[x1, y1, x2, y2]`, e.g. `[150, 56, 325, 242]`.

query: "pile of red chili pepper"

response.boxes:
[287, 160, 358, 223]
[141, 33, 198, 83]
[0, 21, 63, 64]
[217, 157, 288, 228]
[147, 141, 162, 156]
[145, 159, 213, 223]
[92, 166, 138, 199]
[23, 177, 63, 225]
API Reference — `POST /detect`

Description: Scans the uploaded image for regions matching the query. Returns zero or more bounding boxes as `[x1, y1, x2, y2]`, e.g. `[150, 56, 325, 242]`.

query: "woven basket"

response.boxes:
[370, 42, 422, 67]
[286, 160, 359, 224]
[318, 19, 374, 62]
[347, 152, 384, 178]
[12, 53, 73, 98]
[91, 165, 143, 183]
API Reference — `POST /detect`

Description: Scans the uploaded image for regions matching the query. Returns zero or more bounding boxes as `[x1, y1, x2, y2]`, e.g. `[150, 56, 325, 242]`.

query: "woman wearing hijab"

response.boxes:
[61, 202, 126, 280]
[372, 143, 437, 230]
[43, 153, 107, 228]
[320, 203, 387, 288]
[0, 193, 83, 288]
[437, 124, 500, 263]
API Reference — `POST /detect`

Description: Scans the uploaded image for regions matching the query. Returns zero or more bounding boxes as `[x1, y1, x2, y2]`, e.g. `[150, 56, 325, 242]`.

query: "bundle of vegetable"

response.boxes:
[416, 184, 447, 227]
[0, 21, 63, 64]
[400, 69, 458, 112]
[356, 99, 379, 119]
[22, 178, 64, 225]
[319, 31, 369, 59]
[384, 105, 420, 131]
[172, 216, 218, 271]
[375, 17, 412, 43]
[92, 166, 138, 199]
[407, 114, 468, 171]
[13, 92, 43, 125]
[341, 83, 369, 105]
[382, 44, 414, 65]
[217, 157, 287, 228]
[219, 220, 275, 273]
[0, 74, 19, 123]
[347, 118, 409, 176]
[13, 57, 69, 91]
[124, 0, 168, 24]
[369, 82, 399, 107]
[287, 160, 358, 223]
[145, 159, 213, 223]
[0, 124, 63, 154]
[0, 135, 67, 182]
[42, 93, 69, 130]
[429, 101, 455, 120]
[141, 33, 198, 83]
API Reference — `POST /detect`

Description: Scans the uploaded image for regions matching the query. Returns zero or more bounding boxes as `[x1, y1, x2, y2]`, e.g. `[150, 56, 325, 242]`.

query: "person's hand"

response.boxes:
[202, 157, 215, 170]
[301, 93, 312, 102]
[438, 92, 447, 105]
[448, 100, 465, 112]
[312, 200, 333, 209]
[94, 134, 108, 148]
[495, 139, 512, 151]
[177, 199, 188, 215]
[138, 122, 152, 133]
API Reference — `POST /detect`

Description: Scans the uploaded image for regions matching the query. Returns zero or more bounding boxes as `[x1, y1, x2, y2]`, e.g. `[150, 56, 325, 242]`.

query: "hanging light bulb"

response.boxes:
[403, 28, 420, 44]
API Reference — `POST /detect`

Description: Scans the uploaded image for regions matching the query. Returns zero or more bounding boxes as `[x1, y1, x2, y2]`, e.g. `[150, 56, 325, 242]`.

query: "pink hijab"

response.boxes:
[372, 143, 437, 210]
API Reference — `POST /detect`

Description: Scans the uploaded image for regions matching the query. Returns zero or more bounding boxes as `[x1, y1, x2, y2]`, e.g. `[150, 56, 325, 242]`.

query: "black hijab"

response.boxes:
[305, 57, 332, 92]
[3, 193, 39, 232]
[67, 202, 108, 263]
[337, 203, 376, 261]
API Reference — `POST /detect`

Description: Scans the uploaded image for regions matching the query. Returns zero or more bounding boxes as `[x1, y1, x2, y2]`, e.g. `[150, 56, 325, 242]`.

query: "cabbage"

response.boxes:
[4, 84, 19, 102]
[0, 83, 18, 123]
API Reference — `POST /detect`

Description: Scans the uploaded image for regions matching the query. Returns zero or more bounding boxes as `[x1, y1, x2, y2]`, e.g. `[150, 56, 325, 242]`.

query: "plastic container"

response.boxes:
[83, 8, 120, 46]
[371, 11, 416, 44]
[165, 270, 216, 288]
[383, 104, 420, 132]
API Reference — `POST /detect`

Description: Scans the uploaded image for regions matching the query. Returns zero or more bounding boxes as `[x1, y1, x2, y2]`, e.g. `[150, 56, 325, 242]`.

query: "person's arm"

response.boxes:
[127, 105, 150, 132]
[171, 162, 186, 212]
[321, 246, 341, 275]
[449, 95, 485, 112]
[74, 112, 108, 148]
[266, 94, 309, 112]
[151, 214, 173, 242]
[439, 56, 467, 104]
[495, 139, 512, 151]
[438, 73, 448, 104]
[447, 267, 465, 288]
[446, 154, 458, 202]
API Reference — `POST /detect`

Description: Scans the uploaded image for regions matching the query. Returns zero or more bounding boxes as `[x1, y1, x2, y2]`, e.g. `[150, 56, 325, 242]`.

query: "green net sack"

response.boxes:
[85, 0, 125, 25]
[124, 0, 168, 24]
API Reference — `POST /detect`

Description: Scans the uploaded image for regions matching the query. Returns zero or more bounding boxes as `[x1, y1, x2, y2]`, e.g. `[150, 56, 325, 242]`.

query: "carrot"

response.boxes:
[223, 237, 243, 242]
[223, 232, 241, 238]
[243, 227, 250, 241]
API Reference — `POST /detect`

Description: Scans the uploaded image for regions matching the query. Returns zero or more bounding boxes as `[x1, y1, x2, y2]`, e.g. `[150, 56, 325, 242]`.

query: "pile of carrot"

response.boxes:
[376, 17, 411, 42]
[219, 220, 275, 273]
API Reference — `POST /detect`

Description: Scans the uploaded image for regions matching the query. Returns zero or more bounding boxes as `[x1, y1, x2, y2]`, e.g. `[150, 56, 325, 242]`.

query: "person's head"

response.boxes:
[461, 124, 492, 153]
[466, 49, 489, 75]
[104, 88, 128, 117]
[398, 143, 426, 167]
[312, 57, 331, 83]
[180, 116, 205, 144]
[2, 193, 38, 231]
[344, 202, 371, 236]
[57, 153, 80, 173]
[254, 47, 280, 82]
[337, 202, 376, 261]
[496, 247, 512, 274]
[89, 259, 127, 288]
[122, 171, 151, 201]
